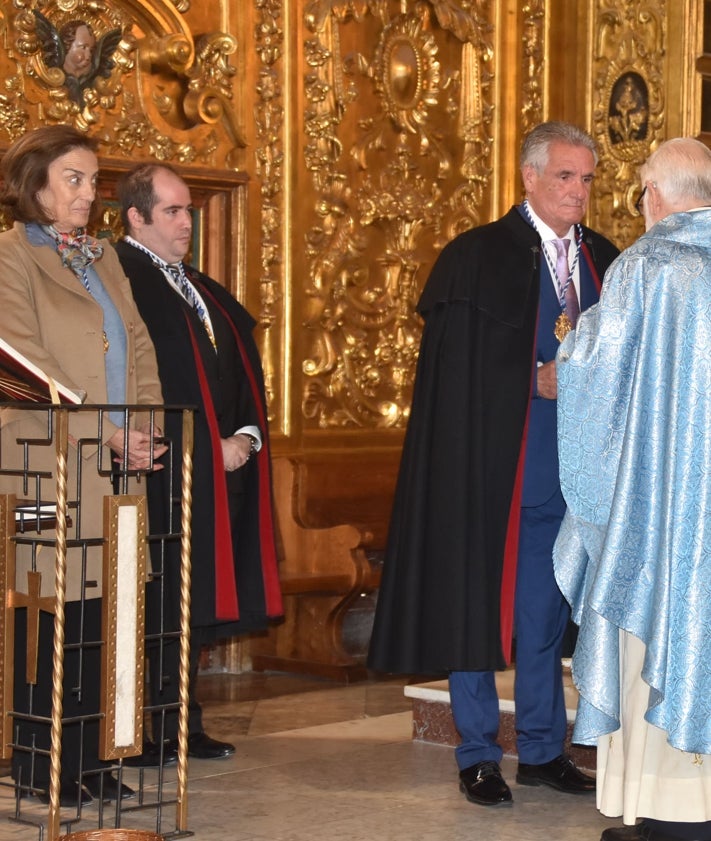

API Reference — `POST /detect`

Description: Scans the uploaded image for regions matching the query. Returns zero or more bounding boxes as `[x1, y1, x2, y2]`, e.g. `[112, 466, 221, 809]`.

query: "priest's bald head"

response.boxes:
[637, 137, 711, 230]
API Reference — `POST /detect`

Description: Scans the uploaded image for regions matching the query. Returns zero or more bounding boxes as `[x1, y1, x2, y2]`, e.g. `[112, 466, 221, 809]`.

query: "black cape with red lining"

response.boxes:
[116, 240, 283, 638]
[367, 207, 619, 674]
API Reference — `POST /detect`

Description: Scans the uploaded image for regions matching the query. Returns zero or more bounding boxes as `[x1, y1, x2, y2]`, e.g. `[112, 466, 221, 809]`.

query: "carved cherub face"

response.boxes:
[62, 24, 96, 77]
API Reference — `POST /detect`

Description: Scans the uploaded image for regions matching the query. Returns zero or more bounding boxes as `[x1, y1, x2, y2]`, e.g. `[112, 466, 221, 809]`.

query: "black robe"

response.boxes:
[116, 240, 283, 636]
[367, 207, 619, 674]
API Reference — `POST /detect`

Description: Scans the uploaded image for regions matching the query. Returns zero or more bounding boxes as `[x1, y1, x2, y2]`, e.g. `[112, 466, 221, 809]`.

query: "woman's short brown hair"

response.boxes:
[0, 125, 100, 225]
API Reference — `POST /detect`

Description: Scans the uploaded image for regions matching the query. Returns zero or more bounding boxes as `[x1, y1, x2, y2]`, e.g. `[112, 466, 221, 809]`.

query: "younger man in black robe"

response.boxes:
[116, 164, 283, 762]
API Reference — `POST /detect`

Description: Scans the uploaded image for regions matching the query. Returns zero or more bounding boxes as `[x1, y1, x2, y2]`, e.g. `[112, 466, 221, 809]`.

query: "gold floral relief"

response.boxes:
[301, 0, 494, 429]
[589, 0, 665, 247]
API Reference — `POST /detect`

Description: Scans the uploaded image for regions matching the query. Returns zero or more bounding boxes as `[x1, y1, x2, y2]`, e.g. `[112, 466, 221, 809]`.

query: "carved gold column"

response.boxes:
[253, 0, 288, 431]
[666, 0, 703, 139]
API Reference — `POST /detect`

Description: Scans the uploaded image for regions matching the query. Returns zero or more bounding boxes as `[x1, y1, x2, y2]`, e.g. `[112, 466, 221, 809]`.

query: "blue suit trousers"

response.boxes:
[450, 488, 569, 769]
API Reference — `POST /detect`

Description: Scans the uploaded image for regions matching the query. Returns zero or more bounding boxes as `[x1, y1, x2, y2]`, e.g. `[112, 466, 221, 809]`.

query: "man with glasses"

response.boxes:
[555, 137, 711, 841]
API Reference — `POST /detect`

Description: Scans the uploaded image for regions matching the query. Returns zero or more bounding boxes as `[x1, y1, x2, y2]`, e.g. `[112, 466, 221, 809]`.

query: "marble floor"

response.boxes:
[0, 671, 621, 841]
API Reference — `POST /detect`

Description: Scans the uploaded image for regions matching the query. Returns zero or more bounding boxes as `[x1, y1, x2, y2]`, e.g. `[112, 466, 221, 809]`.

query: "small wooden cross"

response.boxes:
[8, 571, 56, 684]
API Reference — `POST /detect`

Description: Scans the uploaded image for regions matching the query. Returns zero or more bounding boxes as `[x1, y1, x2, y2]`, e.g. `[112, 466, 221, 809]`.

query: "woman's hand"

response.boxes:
[107, 427, 168, 472]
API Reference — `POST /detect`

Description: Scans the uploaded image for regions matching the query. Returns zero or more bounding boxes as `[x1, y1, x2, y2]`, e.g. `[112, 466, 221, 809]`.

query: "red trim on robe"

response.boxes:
[499, 408, 530, 664]
[191, 279, 283, 618]
[185, 316, 240, 620]
[581, 242, 603, 293]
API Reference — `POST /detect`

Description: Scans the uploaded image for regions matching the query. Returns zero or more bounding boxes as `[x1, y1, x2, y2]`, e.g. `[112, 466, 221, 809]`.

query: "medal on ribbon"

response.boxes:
[554, 313, 573, 342]
[519, 201, 582, 342]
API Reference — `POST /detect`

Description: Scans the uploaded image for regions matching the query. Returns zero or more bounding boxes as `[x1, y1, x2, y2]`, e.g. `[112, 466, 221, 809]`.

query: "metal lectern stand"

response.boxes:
[0, 405, 194, 841]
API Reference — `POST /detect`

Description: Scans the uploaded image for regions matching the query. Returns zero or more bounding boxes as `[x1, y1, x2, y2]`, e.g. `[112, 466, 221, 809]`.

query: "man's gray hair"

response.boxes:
[641, 137, 711, 205]
[520, 121, 598, 172]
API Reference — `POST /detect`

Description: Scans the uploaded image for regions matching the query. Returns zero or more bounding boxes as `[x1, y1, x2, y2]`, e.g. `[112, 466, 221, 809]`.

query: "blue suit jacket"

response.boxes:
[522, 245, 601, 507]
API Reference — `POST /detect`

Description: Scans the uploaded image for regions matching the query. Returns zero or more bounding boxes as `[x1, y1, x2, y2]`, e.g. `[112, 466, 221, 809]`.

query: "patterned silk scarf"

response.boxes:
[42, 225, 103, 288]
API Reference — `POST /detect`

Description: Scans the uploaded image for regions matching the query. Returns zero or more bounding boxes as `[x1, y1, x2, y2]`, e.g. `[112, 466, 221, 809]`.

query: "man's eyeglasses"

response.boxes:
[634, 185, 647, 216]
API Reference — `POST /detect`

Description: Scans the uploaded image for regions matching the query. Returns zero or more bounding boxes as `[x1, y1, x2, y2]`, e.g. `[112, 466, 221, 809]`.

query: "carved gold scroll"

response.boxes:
[299, 1, 495, 430]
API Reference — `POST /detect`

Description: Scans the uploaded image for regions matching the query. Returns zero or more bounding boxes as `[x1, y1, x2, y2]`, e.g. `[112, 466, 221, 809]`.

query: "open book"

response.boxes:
[0, 336, 85, 404]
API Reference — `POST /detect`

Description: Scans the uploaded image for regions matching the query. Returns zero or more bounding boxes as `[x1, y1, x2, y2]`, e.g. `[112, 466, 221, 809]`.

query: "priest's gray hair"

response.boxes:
[641, 138, 711, 205]
[520, 121, 598, 173]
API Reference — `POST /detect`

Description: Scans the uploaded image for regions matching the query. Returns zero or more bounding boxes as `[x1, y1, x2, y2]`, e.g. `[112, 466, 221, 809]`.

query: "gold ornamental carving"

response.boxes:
[301, 0, 494, 429]
[590, 0, 665, 247]
[521, 0, 545, 135]
[1, 0, 243, 167]
[253, 0, 285, 423]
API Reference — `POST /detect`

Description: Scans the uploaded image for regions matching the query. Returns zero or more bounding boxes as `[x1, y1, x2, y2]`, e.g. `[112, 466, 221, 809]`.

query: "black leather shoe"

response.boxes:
[167, 732, 236, 759]
[516, 754, 595, 793]
[600, 826, 646, 841]
[34, 780, 93, 807]
[82, 773, 136, 802]
[459, 760, 513, 806]
[603, 823, 710, 841]
[124, 739, 179, 767]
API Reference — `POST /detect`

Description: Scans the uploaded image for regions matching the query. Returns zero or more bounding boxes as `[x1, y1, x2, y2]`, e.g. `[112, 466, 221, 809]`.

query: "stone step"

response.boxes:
[404, 664, 597, 772]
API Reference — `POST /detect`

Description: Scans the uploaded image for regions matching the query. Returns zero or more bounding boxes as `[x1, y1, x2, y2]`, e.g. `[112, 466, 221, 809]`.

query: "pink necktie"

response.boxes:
[553, 238, 579, 326]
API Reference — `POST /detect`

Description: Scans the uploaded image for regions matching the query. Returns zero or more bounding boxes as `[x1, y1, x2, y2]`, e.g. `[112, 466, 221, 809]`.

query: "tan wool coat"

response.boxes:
[0, 222, 164, 601]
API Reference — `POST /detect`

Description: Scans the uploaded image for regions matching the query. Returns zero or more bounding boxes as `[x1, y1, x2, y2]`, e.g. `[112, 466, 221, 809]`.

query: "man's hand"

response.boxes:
[108, 428, 168, 472]
[221, 434, 253, 472]
[537, 360, 557, 400]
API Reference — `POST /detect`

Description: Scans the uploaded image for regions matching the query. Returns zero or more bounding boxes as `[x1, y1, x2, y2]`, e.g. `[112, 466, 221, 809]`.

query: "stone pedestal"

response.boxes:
[405, 666, 597, 772]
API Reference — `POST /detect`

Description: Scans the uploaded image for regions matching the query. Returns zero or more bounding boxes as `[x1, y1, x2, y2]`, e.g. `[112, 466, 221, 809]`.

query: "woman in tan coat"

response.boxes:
[0, 126, 165, 807]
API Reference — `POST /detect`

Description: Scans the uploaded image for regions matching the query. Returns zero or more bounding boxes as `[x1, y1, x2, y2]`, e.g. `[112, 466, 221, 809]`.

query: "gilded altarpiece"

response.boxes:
[0, 0, 706, 447]
[296, 1, 497, 432]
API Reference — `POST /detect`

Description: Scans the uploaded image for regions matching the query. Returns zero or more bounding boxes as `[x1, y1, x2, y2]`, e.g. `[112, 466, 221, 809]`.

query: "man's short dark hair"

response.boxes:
[0, 125, 100, 225]
[116, 163, 180, 233]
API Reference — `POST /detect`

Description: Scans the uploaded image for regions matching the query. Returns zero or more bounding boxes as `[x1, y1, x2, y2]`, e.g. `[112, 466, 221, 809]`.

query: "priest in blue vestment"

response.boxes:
[554, 138, 711, 841]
